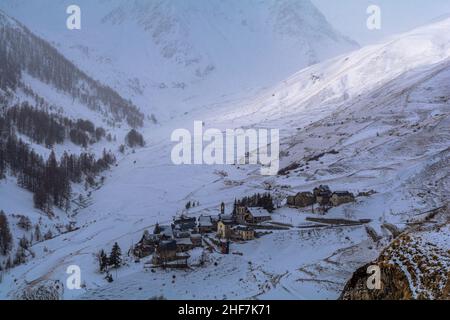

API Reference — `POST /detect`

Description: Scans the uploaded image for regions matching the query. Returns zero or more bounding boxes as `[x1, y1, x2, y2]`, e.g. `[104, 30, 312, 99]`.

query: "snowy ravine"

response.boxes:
[0, 8, 449, 300]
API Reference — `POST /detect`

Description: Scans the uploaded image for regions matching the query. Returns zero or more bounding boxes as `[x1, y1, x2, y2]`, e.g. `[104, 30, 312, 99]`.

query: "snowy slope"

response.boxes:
[212, 17, 450, 129]
[0, 0, 358, 121]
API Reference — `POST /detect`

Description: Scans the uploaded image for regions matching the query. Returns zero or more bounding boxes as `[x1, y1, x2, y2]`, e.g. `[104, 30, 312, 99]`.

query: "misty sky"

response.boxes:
[312, 0, 450, 45]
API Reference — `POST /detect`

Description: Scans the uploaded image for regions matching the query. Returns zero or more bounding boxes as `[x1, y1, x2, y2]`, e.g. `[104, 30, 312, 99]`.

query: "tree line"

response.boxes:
[233, 192, 275, 213]
[2, 103, 107, 148]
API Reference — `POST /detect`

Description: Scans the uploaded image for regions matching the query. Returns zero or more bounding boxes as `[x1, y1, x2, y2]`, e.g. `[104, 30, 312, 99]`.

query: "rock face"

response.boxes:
[16, 280, 64, 300]
[340, 262, 413, 300]
[341, 222, 450, 300]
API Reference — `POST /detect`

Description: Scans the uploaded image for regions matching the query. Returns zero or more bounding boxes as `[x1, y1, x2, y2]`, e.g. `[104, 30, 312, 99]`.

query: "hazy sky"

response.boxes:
[312, 0, 450, 45]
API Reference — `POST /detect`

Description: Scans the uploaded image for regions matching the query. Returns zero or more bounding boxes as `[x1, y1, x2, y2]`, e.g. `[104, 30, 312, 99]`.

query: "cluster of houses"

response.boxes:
[133, 186, 356, 269]
[287, 185, 355, 211]
[133, 203, 272, 268]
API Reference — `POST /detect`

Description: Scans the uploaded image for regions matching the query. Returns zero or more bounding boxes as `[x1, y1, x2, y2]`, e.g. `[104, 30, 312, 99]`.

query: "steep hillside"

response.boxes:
[0, 10, 141, 278]
[0, 10, 144, 128]
[215, 17, 450, 128]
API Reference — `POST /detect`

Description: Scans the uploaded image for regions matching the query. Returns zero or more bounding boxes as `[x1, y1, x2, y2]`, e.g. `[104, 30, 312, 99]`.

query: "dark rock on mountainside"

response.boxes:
[340, 220, 450, 300]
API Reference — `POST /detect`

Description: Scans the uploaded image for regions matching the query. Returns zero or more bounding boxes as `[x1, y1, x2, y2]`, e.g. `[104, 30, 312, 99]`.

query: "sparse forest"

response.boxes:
[0, 130, 116, 212]
[2, 104, 107, 148]
[234, 193, 275, 212]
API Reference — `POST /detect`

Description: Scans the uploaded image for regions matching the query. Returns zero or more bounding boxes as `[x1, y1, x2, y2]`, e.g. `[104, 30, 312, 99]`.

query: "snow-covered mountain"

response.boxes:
[0, 6, 449, 300]
[0, 0, 358, 120]
[214, 17, 450, 128]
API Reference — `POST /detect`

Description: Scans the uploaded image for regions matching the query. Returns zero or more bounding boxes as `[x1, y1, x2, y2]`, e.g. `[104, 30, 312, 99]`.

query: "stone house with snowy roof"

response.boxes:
[235, 206, 271, 224]
[247, 208, 271, 224]
[287, 191, 316, 208]
[236, 207, 272, 224]
[175, 237, 195, 252]
[133, 231, 159, 258]
[231, 226, 255, 241]
[198, 215, 214, 233]
[173, 215, 197, 232]
[152, 240, 177, 264]
[330, 191, 355, 206]
[153, 224, 174, 240]
[217, 219, 234, 239]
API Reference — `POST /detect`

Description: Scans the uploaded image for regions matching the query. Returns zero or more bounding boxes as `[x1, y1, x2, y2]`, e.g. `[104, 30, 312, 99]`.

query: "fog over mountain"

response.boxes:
[0, 0, 358, 120]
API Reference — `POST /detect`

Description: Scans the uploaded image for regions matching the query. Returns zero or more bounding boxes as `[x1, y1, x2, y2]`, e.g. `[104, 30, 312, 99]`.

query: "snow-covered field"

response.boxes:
[79, 225, 378, 300]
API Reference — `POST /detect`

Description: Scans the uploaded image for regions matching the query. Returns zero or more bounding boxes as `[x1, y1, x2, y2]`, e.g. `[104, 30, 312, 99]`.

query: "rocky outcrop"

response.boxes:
[340, 223, 450, 300]
[16, 280, 64, 300]
[340, 262, 413, 300]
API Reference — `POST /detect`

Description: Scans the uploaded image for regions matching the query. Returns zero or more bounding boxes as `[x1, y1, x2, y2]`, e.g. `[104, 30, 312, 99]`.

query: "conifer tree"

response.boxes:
[0, 211, 13, 255]
[34, 224, 42, 243]
[98, 249, 109, 272]
[109, 242, 122, 269]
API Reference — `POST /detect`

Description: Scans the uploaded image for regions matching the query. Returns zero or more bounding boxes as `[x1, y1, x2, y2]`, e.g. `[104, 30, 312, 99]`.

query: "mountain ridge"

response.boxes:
[0, 0, 359, 120]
